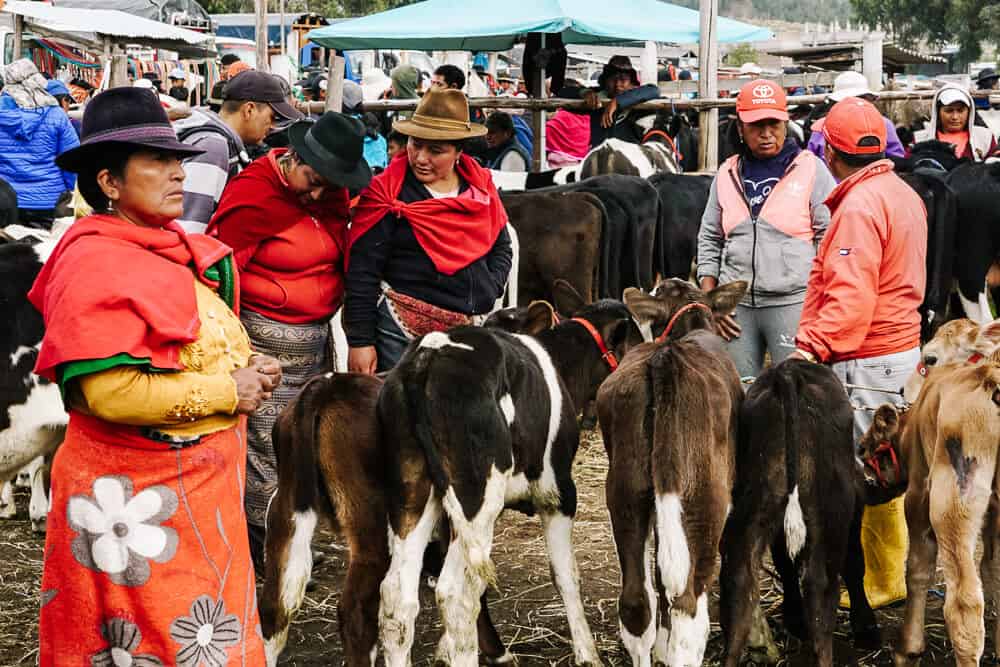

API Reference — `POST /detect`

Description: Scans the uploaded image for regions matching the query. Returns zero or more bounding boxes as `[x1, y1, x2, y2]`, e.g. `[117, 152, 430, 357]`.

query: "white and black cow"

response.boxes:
[0, 241, 65, 532]
[490, 137, 680, 192]
[377, 298, 642, 666]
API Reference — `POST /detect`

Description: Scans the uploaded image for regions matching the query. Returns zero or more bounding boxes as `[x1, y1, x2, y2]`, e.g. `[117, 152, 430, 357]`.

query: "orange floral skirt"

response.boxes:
[38, 412, 265, 667]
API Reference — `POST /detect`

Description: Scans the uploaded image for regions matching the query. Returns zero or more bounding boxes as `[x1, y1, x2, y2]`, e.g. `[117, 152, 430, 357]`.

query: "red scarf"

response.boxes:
[349, 153, 508, 275]
[29, 214, 235, 382]
[207, 148, 350, 254]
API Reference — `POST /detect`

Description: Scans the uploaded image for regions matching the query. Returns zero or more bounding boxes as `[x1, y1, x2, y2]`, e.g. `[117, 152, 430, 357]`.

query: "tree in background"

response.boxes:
[201, 0, 418, 17]
[726, 43, 760, 68]
[851, 0, 1000, 63]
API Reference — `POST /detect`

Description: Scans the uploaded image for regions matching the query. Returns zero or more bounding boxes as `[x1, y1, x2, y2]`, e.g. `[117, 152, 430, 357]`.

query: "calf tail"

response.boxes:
[403, 347, 451, 497]
[774, 368, 806, 560]
[403, 346, 496, 586]
[648, 345, 692, 602]
[262, 376, 325, 666]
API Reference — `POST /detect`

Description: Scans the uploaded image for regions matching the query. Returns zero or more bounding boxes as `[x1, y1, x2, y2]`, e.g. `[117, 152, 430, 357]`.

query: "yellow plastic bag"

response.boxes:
[840, 495, 908, 609]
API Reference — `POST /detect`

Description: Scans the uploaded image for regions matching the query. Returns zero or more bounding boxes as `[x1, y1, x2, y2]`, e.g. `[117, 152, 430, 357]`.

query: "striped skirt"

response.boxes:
[241, 309, 330, 529]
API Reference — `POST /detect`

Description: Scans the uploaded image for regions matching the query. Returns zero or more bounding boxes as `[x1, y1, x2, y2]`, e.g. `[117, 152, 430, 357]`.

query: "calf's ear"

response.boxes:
[872, 404, 900, 438]
[707, 280, 748, 316]
[523, 300, 556, 336]
[623, 287, 664, 323]
[552, 279, 587, 316]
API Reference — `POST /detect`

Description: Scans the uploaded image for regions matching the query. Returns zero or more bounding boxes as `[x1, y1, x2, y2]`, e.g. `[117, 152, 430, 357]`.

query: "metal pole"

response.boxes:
[255, 0, 269, 72]
[279, 0, 286, 59]
[530, 33, 547, 172]
[12, 13, 23, 63]
[326, 52, 344, 112]
[697, 0, 719, 171]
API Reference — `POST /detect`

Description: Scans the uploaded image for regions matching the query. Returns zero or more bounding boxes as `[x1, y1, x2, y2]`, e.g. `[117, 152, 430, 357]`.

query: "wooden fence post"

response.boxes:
[255, 0, 269, 72]
[326, 52, 344, 112]
[698, 0, 719, 172]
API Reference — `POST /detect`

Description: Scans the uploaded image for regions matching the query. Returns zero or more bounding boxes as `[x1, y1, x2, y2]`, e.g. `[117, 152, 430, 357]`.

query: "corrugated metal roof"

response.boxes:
[3, 0, 213, 48]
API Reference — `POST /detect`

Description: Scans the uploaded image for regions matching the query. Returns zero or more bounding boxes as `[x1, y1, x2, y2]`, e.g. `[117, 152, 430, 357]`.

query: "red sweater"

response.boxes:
[208, 150, 349, 324]
[795, 160, 927, 363]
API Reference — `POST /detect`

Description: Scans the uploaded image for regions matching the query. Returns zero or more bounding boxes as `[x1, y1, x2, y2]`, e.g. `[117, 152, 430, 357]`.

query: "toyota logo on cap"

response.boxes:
[753, 84, 774, 98]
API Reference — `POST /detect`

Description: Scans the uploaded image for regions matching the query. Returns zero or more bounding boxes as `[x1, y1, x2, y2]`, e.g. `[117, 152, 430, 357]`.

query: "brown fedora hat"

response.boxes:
[393, 88, 487, 141]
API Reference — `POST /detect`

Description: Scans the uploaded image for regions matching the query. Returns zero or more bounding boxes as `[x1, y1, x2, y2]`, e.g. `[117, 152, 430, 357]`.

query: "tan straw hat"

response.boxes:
[393, 88, 487, 140]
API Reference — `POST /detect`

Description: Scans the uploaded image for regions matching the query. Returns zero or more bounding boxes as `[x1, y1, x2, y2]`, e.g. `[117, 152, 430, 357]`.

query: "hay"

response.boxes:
[0, 441, 969, 666]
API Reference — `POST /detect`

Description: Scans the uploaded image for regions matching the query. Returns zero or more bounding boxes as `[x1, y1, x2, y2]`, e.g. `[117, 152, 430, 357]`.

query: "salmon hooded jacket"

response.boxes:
[795, 159, 927, 363]
[696, 149, 837, 307]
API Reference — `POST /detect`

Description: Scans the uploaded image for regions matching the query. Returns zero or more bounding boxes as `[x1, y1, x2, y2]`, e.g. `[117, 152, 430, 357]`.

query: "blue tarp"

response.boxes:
[306, 0, 772, 51]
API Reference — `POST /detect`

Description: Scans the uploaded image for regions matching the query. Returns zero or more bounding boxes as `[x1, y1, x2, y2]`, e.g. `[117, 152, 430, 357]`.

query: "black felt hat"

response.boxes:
[56, 87, 204, 173]
[287, 112, 372, 190]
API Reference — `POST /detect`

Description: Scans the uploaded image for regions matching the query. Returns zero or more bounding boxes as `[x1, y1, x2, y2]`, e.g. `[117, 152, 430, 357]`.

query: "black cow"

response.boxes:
[377, 298, 641, 666]
[647, 172, 711, 281]
[720, 360, 879, 667]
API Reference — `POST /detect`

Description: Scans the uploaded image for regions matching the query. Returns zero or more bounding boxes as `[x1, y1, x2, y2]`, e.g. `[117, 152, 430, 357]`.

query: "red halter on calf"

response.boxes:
[656, 302, 713, 343]
[570, 317, 619, 372]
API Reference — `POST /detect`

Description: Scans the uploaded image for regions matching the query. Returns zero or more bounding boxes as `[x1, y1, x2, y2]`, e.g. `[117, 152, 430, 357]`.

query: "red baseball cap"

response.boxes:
[736, 79, 788, 123]
[823, 96, 886, 156]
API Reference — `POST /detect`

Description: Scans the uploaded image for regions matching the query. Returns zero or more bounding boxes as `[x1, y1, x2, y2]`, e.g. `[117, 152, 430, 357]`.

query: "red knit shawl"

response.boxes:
[206, 148, 351, 258]
[28, 214, 235, 382]
[349, 153, 508, 275]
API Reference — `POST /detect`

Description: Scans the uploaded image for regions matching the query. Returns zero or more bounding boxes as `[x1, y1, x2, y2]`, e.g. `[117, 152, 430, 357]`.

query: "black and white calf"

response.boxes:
[720, 360, 879, 667]
[377, 299, 641, 666]
[0, 241, 64, 532]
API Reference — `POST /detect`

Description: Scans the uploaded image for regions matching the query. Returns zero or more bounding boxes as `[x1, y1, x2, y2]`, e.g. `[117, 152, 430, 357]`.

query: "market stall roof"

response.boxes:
[306, 0, 773, 51]
[2, 0, 215, 57]
[766, 41, 946, 72]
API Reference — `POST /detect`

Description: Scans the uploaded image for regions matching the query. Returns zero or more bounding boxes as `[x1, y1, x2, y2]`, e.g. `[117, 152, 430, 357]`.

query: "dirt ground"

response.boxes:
[0, 429, 971, 666]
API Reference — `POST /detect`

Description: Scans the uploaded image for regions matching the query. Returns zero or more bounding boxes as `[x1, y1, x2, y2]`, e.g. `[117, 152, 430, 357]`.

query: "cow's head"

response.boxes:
[858, 403, 908, 504]
[904, 318, 997, 402]
[484, 300, 558, 336]
[623, 278, 748, 342]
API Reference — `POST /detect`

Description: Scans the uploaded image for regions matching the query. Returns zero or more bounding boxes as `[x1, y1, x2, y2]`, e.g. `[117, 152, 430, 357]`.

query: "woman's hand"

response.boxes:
[231, 367, 272, 415]
[348, 346, 378, 375]
[250, 354, 282, 388]
[715, 313, 742, 341]
[601, 98, 619, 128]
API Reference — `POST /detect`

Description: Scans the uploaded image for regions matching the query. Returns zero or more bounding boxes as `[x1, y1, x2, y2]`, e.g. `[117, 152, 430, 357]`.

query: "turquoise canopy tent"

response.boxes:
[305, 0, 772, 51]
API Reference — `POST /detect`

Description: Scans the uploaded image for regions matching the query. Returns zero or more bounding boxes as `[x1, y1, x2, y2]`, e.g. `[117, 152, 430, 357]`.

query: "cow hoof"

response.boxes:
[31, 517, 46, 534]
[0, 505, 16, 520]
[852, 623, 881, 651]
[747, 645, 780, 664]
[485, 650, 515, 665]
[892, 650, 924, 666]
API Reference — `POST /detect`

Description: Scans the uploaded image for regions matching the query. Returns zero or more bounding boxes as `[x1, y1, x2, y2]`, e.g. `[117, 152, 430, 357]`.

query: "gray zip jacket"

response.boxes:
[697, 150, 836, 307]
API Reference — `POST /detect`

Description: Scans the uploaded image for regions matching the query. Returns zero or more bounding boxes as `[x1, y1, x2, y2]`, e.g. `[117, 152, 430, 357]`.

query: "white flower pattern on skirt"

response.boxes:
[67, 475, 179, 586]
[170, 595, 242, 666]
[91, 617, 164, 666]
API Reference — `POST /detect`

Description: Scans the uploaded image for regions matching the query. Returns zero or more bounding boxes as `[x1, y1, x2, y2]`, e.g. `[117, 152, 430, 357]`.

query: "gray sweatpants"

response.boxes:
[832, 347, 920, 442]
[725, 302, 803, 379]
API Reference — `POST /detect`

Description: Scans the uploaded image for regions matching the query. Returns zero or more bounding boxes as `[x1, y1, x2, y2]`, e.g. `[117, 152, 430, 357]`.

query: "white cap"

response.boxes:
[829, 71, 875, 101]
[739, 62, 762, 75]
[938, 86, 970, 107]
[133, 78, 154, 89]
[169, 67, 186, 80]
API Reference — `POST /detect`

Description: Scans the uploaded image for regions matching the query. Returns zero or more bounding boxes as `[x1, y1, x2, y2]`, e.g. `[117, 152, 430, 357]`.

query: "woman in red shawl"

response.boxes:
[207, 112, 372, 567]
[346, 88, 513, 374]
[31, 87, 279, 666]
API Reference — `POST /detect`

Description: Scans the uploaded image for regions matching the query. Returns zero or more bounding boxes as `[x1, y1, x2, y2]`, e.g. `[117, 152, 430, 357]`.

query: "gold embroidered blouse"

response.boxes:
[68, 279, 254, 438]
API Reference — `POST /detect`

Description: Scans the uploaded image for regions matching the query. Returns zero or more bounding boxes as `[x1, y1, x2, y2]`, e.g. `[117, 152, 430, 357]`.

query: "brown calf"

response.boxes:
[260, 372, 387, 667]
[886, 353, 1000, 666]
[596, 278, 749, 666]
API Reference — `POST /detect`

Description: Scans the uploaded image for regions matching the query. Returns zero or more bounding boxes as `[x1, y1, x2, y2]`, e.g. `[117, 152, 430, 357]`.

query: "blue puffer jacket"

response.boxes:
[0, 95, 78, 209]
